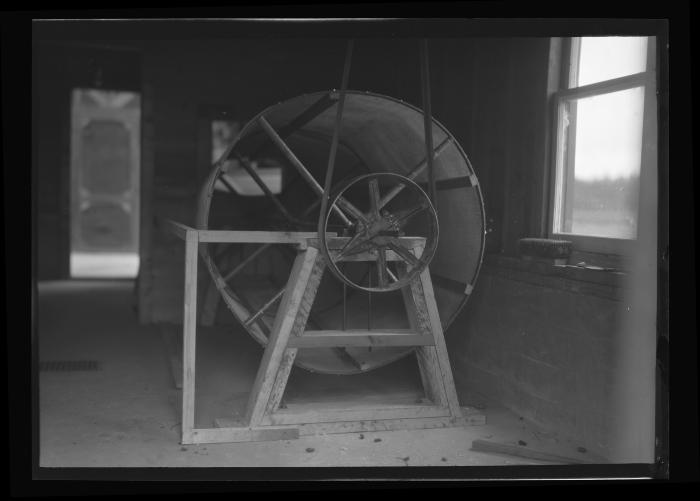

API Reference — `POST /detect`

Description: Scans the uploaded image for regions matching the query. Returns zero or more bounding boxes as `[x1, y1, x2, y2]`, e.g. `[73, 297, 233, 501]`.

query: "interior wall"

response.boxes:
[447, 255, 626, 459]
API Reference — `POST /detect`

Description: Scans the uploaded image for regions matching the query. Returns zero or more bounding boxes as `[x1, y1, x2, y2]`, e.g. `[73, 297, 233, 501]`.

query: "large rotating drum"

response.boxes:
[196, 90, 486, 375]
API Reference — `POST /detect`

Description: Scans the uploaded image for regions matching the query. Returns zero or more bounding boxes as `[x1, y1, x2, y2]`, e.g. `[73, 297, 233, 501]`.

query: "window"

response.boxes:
[550, 37, 657, 256]
[211, 119, 283, 196]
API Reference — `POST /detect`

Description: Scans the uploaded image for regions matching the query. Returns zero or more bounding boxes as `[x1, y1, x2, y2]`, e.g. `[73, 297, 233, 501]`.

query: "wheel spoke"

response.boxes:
[258, 115, 359, 227]
[387, 241, 420, 268]
[377, 136, 452, 210]
[386, 263, 399, 283]
[376, 245, 388, 288]
[336, 197, 370, 226]
[336, 230, 368, 259]
[394, 201, 430, 228]
[369, 178, 381, 219]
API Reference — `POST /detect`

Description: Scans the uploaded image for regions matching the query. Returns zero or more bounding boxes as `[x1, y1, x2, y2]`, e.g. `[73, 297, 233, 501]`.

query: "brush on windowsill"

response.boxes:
[517, 238, 572, 266]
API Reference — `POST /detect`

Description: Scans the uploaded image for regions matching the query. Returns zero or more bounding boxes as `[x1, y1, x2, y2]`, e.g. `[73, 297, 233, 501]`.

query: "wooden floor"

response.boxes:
[37, 280, 601, 468]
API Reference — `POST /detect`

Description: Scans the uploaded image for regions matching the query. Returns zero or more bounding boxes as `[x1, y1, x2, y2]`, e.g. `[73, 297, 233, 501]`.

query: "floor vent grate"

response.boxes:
[39, 360, 100, 372]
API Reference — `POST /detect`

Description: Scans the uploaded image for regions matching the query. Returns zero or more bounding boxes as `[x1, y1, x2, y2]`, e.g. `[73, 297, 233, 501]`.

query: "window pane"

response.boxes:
[575, 37, 648, 87]
[211, 120, 283, 196]
[556, 86, 644, 239]
[212, 120, 240, 163]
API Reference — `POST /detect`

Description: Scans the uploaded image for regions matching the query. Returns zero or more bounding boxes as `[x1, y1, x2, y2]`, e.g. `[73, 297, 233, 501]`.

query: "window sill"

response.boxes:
[481, 254, 627, 301]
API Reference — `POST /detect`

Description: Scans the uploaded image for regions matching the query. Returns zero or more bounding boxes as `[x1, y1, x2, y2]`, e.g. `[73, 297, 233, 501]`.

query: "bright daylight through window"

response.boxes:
[552, 37, 654, 244]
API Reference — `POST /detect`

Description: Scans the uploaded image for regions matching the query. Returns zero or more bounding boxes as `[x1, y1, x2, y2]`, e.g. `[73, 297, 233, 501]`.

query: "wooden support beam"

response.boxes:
[201, 409, 485, 444]
[288, 330, 434, 348]
[197, 230, 327, 244]
[181, 229, 199, 441]
[401, 278, 448, 408]
[184, 424, 300, 444]
[295, 412, 484, 436]
[264, 252, 326, 416]
[263, 404, 450, 426]
[164, 220, 338, 246]
[415, 266, 463, 418]
[243, 247, 321, 426]
[309, 236, 426, 250]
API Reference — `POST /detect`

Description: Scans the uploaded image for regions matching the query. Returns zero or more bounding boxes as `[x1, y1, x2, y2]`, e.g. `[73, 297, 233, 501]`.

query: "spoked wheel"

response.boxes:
[320, 172, 439, 293]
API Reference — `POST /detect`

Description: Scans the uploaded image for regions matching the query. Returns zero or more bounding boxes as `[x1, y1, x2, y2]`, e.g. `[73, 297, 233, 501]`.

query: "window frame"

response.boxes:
[547, 36, 657, 258]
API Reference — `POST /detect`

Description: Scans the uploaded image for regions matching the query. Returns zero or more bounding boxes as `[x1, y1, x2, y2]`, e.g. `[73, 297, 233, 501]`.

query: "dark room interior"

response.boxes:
[30, 18, 669, 471]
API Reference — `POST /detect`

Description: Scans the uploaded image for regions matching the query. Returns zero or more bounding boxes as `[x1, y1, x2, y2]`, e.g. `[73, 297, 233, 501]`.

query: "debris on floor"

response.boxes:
[373, 438, 382, 443]
[470, 438, 594, 464]
[305, 447, 315, 453]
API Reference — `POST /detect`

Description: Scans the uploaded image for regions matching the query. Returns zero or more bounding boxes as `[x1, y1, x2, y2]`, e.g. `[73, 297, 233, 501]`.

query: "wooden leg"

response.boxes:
[264, 253, 326, 417]
[182, 230, 199, 443]
[414, 268, 462, 418]
[264, 348, 297, 414]
[403, 278, 450, 409]
[243, 246, 320, 426]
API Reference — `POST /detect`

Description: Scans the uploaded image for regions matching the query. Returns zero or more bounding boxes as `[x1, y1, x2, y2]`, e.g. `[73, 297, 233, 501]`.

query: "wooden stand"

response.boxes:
[167, 220, 484, 444]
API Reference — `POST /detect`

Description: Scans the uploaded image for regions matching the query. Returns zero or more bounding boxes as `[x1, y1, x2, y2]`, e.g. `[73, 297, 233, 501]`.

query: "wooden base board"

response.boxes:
[185, 424, 300, 444]
[178, 406, 486, 444]
[260, 404, 451, 426]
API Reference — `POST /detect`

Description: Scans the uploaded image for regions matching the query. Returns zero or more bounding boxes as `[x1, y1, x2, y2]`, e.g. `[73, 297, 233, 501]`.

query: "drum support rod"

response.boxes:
[249, 91, 340, 159]
[222, 244, 271, 282]
[258, 116, 362, 227]
[232, 151, 313, 228]
[244, 287, 286, 327]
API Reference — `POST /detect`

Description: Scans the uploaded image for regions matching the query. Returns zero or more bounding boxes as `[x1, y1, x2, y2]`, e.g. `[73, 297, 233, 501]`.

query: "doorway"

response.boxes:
[69, 88, 141, 278]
